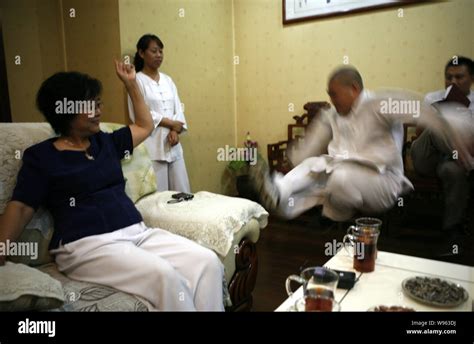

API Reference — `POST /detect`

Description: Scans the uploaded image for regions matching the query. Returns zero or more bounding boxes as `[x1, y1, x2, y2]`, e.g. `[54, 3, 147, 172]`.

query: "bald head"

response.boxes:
[328, 66, 364, 90]
[327, 66, 364, 115]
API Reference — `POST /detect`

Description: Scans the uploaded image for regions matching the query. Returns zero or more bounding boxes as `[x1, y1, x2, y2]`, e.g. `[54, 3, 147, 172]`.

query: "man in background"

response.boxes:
[424, 56, 474, 110]
[410, 56, 474, 255]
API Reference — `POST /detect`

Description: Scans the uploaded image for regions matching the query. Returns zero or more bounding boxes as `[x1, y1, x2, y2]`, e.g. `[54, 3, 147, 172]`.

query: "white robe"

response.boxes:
[128, 71, 188, 162]
[277, 89, 460, 220]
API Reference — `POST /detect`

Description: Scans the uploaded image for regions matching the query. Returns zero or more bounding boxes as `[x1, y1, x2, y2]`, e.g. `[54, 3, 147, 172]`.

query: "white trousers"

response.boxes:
[152, 158, 191, 192]
[274, 157, 403, 221]
[50, 222, 224, 311]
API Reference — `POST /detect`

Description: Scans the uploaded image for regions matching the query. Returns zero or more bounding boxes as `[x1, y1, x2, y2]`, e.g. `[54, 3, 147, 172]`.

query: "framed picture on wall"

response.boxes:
[283, 0, 432, 24]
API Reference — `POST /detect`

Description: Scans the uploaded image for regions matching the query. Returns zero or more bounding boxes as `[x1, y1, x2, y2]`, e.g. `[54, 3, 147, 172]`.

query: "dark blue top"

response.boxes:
[11, 127, 143, 249]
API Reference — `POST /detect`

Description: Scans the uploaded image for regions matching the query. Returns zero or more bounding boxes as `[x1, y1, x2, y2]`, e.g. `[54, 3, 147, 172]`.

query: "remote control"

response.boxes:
[332, 269, 356, 290]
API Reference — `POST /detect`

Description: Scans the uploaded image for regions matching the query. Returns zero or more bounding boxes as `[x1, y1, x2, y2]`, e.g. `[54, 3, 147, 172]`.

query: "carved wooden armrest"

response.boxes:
[267, 101, 329, 175]
[226, 238, 258, 312]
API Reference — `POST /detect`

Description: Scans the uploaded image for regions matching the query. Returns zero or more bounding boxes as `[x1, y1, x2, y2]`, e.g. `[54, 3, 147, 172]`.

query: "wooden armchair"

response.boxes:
[267, 101, 330, 174]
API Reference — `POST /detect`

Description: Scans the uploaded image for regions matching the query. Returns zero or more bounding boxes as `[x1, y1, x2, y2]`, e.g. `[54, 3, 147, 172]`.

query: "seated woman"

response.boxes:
[0, 61, 224, 311]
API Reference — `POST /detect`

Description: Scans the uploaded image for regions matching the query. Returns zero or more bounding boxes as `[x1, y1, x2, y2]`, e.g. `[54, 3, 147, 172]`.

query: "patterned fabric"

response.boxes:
[0, 262, 65, 311]
[38, 263, 148, 311]
[0, 123, 54, 214]
[136, 191, 268, 257]
[100, 122, 157, 202]
[8, 216, 54, 267]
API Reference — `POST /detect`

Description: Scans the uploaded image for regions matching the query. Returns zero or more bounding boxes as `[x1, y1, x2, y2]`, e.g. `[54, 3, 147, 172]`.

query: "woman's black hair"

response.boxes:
[36, 71, 102, 136]
[133, 34, 164, 72]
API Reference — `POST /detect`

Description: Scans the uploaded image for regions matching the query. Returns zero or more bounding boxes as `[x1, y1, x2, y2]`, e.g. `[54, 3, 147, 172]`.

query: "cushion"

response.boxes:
[38, 263, 149, 311]
[135, 191, 268, 257]
[100, 123, 157, 203]
[0, 262, 65, 311]
[0, 123, 54, 214]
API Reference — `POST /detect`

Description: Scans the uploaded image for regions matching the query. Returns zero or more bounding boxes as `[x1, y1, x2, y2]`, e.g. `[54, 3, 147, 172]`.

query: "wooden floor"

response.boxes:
[251, 205, 474, 312]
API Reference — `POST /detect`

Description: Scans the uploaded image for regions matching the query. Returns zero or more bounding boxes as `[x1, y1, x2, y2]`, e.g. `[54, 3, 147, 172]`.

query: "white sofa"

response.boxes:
[0, 122, 268, 311]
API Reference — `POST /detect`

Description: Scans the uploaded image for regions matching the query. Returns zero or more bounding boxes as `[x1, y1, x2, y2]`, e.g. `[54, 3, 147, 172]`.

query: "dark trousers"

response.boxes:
[410, 129, 469, 230]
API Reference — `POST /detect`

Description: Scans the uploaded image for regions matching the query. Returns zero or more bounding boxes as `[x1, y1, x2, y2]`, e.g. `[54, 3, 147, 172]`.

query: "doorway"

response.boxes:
[0, 12, 12, 122]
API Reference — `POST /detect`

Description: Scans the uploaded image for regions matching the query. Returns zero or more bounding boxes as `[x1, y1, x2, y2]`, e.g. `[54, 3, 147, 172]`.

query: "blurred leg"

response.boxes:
[436, 161, 469, 230]
[274, 157, 328, 219]
[323, 162, 400, 221]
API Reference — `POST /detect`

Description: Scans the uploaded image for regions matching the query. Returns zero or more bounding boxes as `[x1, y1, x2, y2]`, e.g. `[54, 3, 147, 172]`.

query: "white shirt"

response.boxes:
[425, 88, 474, 167]
[128, 71, 188, 162]
[289, 90, 474, 176]
[424, 89, 474, 112]
[290, 90, 407, 174]
[327, 91, 405, 174]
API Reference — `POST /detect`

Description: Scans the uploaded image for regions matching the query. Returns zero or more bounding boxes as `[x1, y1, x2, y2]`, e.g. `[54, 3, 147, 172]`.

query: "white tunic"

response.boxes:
[128, 71, 188, 162]
[278, 89, 464, 220]
[289, 90, 420, 180]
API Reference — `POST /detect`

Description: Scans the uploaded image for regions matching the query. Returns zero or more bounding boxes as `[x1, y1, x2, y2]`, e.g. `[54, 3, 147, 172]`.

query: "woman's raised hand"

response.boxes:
[114, 60, 136, 85]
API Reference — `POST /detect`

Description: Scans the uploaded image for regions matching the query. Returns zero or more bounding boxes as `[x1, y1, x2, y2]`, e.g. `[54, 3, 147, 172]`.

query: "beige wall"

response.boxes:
[1, 0, 123, 124]
[1, 0, 64, 122]
[233, 0, 474, 157]
[62, 0, 123, 123]
[2, 0, 473, 194]
[2, 0, 235, 193]
[119, 0, 236, 193]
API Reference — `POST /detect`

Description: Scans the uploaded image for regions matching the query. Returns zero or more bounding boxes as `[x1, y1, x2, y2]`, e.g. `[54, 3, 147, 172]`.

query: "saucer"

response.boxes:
[402, 276, 468, 308]
[367, 305, 416, 312]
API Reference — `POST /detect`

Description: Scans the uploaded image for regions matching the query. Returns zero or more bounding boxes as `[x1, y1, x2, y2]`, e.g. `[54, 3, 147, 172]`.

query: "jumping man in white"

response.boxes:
[253, 66, 470, 222]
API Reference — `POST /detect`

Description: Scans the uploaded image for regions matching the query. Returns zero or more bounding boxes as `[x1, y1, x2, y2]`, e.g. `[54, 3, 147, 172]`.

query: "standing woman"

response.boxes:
[129, 34, 191, 192]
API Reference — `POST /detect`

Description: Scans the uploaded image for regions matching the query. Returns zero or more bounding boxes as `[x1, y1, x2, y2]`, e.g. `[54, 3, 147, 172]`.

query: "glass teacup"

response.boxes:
[343, 217, 381, 272]
[286, 266, 339, 312]
[294, 297, 341, 312]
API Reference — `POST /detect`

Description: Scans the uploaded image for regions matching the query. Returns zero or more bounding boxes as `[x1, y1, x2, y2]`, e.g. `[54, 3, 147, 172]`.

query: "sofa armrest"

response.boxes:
[135, 191, 266, 311]
[135, 191, 267, 257]
[221, 219, 259, 283]
[222, 219, 260, 311]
